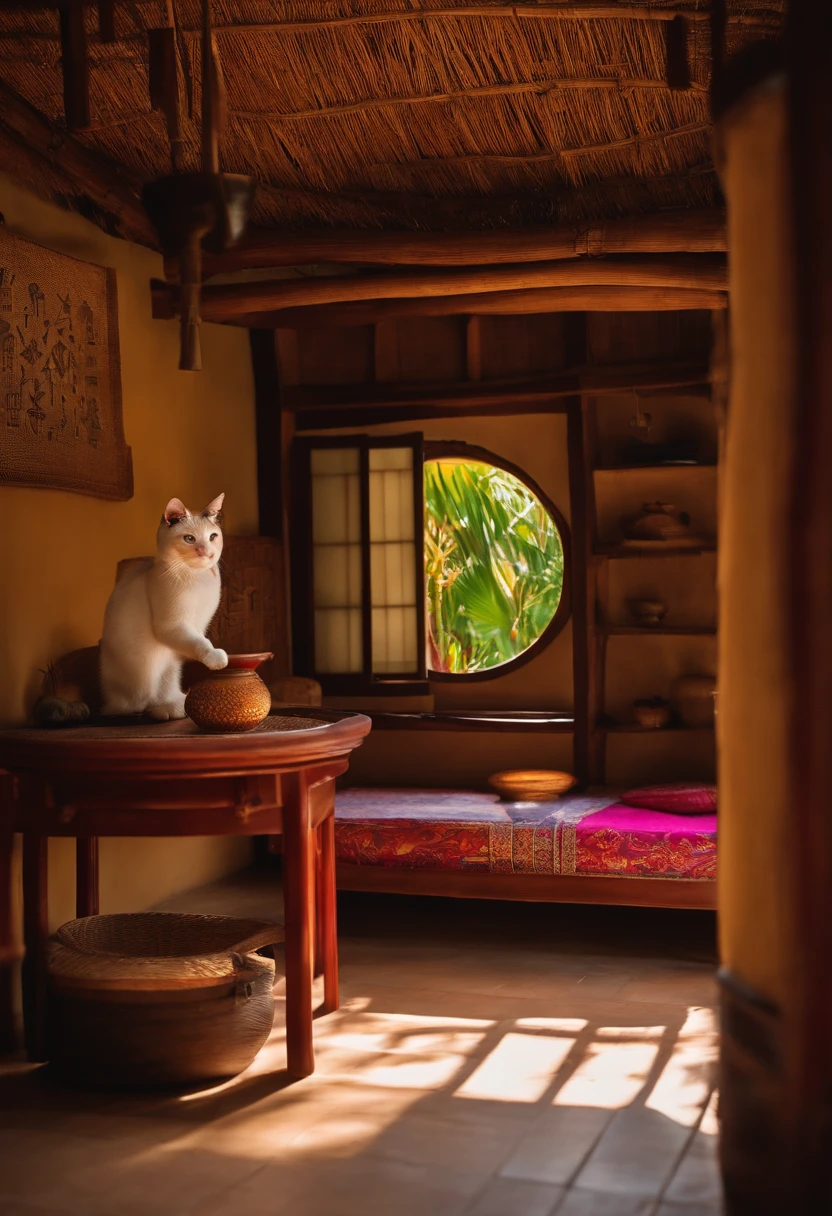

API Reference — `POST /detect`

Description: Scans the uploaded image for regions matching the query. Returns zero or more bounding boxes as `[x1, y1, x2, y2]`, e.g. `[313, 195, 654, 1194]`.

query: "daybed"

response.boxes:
[334, 788, 717, 910]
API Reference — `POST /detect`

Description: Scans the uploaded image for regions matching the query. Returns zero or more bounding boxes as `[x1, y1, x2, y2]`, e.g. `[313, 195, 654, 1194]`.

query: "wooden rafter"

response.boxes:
[0, 76, 157, 247]
[0, 5, 782, 41]
[371, 121, 710, 171]
[233, 76, 707, 125]
[152, 282, 727, 328]
[205, 5, 781, 36]
[166, 254, 727, 322]
[177, 208, 726, 278]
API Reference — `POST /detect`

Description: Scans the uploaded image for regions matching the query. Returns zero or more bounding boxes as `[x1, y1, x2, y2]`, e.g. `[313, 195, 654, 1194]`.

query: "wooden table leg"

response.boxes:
[0, 826, 16, 1054]
[22, 833, 48, 1062]
[76, 837, 100, 918]
[314, 825, 324, 979]
[319, 811, 339, 1015]
[282, 771, 316, 1078]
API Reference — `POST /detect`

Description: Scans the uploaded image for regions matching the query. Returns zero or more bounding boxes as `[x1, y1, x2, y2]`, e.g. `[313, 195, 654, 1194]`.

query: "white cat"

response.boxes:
[99, 494, 228, 720]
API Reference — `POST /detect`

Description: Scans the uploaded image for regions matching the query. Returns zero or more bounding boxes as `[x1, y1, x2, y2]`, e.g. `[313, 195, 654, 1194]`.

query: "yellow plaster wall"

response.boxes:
[0, 175, 257, 935]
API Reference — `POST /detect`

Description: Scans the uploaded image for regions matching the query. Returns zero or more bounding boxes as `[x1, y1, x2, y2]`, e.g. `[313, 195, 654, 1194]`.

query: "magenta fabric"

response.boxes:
[621, 782, 718, 814]
[570, 803, 717, 880]
[334, 788, 716, 880]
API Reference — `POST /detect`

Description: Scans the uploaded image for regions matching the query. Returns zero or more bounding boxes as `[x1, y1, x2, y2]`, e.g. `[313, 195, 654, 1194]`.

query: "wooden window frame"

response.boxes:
[423, 440, 572, 683]
[292, 433, 428, 696]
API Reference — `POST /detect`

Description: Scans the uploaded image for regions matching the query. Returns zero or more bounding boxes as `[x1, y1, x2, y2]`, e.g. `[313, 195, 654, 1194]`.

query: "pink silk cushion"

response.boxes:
[621, 782, 718, 815]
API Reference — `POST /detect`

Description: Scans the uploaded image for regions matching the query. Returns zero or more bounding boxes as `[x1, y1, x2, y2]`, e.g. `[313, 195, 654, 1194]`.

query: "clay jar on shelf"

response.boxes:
[628, 598, 668, 627]
[632, 697, 672, 729]
[623, 502, 692, 542]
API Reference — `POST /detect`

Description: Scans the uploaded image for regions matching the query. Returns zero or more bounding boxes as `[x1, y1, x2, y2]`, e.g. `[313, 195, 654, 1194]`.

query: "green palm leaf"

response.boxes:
[425, 458, 564, 674]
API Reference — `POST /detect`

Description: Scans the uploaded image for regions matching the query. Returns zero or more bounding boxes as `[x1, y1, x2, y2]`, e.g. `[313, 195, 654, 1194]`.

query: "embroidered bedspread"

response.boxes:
[334, 789, 717, 880]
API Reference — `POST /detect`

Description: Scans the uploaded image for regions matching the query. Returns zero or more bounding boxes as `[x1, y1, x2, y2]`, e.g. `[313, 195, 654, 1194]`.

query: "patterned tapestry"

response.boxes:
[0, 225, 132, 499]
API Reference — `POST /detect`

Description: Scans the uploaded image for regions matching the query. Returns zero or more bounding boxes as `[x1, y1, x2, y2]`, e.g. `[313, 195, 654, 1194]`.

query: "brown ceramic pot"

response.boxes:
[624, 502, 691, 542]
[185, 653, 273, 733]
[632, 698, 672, 729]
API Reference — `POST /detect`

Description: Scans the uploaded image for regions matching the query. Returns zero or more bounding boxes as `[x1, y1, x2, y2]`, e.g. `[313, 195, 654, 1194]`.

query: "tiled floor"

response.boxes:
[0, 868, 723, 1216]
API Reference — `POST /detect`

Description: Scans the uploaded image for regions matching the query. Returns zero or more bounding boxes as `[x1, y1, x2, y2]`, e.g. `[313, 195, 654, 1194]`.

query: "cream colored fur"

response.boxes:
[99, 494, 227, 720]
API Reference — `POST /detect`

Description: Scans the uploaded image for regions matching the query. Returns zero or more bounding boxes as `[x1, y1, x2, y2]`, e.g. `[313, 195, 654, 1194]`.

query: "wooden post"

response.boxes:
[75, 837, 99, 918]
[281, 771, 316, 1077]
[319, 812, 339, 1014]
[465, 317, 482, 381]
[373, 322, 400, 382]
[22, 833, 48, 1062]
[249, 328, 283, 539]
[58, 0, 90, 133]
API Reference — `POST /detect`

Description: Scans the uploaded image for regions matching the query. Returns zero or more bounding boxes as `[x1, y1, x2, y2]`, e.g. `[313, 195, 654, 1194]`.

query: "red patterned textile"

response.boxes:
[335, 789, 717, 880]
[621, 783, 718, 814]
[566, 804, 717, 880]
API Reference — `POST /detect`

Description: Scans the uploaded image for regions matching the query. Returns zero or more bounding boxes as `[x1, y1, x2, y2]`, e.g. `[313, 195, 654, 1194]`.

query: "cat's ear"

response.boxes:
[163, 497, 188, 526]
[202, 493, 225, 520]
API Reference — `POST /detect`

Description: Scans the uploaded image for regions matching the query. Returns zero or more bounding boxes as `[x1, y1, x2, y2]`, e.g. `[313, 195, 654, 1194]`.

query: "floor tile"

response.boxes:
[555, 1188, 656, 1215]
[663, 1093, 722, 1206]
[573, 1106, 693, 1198]
[465, 1176, 564, 1216]
[500, 1107, 613, 1186]
[656, 1204, 724, 1216]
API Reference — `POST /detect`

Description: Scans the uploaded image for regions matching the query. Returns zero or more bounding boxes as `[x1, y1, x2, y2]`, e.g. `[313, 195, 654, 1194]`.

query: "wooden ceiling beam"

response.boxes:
[232, 75, 707, 126]
[178, 255, 727, 321]
[205, 6, 781, 35]
[151, 282, 726, 328]
[0, 77, 157, 247]
[185, 209, 726, 278]
[0, 5, 781, 39]
[284, 358, 711, 414]
[370, 121, 711, 172]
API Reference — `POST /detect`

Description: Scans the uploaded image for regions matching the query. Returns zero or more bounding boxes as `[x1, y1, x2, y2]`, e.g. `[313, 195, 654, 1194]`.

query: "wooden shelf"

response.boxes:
[598, 724, 715, 735]
[600, 626, 717, 637]
[595, 541, 717, 558]
[593, 463, 717, 476]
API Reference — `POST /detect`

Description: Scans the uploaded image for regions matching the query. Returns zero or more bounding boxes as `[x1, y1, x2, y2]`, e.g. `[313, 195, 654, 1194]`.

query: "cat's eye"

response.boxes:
[210, 533, 218, 541]
[183, 534, 196, 544]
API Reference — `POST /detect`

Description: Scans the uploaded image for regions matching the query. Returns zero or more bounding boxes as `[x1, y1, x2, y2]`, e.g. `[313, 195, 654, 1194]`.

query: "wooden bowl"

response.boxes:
[628, 598, 668, 628]
[632, 700, 672, 729]
[488, 769, 577, 802]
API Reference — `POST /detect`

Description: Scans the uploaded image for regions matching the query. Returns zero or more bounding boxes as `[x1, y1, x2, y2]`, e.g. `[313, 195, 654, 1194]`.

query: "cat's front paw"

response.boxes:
[149, 697, 187, 721]
[202, 646, 228, 671]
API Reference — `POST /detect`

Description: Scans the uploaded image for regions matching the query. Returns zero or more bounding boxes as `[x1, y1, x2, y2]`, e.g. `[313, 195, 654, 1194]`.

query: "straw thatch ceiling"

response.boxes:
[0, 2, 784, 235]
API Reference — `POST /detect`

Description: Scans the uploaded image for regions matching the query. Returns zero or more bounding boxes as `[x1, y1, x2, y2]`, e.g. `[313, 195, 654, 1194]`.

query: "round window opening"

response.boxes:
[425, 454, 567, 676]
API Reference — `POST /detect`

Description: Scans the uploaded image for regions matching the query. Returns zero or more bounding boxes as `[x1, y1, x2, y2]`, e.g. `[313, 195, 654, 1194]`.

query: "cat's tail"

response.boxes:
[33, 696, 91, 728]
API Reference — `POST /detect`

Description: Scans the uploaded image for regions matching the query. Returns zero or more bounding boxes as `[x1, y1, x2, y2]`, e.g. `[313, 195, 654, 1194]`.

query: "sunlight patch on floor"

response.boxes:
[554, 1035, 662, 1109]
[456, 1031, 578, 1103]
[646, 1007, 717, 1127]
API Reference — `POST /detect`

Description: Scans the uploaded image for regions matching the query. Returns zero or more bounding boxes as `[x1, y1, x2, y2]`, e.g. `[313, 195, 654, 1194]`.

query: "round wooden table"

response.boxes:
[0, 709, 371, 1079]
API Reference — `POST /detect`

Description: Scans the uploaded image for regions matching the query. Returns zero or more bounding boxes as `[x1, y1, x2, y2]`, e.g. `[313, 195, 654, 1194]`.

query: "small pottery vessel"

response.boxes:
[185, 653, 273, 733]
[628, 598, 668, 628]
[623, 502, 691, 542]
[632, 697, 672, 729]
[488, 770, 577, 802]
[672, 674, 716, 728]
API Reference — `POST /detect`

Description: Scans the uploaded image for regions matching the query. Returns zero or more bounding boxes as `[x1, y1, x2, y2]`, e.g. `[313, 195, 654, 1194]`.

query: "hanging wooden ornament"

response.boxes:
[142, 0, 257, 371]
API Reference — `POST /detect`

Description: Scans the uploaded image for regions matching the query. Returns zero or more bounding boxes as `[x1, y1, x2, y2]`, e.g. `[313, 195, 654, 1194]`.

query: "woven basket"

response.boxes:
[48, 913, 283, 1090]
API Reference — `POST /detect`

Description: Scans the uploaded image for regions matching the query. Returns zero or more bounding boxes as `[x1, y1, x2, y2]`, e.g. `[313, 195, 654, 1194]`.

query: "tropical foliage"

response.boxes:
[424, 459, 564, 674]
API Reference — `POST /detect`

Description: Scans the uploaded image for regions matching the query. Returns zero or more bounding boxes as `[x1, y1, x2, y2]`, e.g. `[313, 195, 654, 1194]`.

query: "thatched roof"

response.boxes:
[0, 2, 784, 235]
